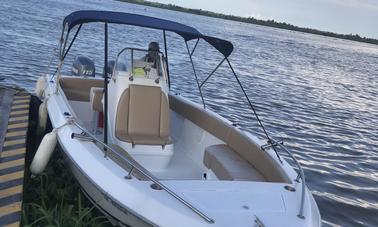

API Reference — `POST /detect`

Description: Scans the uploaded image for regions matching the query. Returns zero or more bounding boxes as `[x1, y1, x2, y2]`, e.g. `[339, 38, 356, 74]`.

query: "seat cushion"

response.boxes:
[169, 94, 290, 183]
[204, 144, 266, 181]
[60, 77, 104, 101]
[128, 85, 161, 137]
[227, 129, 290, 183]
[117, 132, 171, 145]
[169, 94, 232, 141]
[115, 85, 171, 145]
[90, 87, 103, 112]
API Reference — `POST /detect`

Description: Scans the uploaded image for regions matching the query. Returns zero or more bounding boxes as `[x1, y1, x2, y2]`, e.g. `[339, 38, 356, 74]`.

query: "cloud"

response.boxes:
[328, 0, 378, 11]
[153, 0, 378, 38]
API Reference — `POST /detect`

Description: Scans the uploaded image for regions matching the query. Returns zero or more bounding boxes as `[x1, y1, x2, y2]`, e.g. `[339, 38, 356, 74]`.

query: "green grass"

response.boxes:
[22, 111, 112, 226]
[22, 150, 111, 227]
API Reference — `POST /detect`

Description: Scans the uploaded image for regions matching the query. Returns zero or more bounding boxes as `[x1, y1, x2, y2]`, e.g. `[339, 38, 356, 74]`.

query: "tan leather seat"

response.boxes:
[116, 85, 171, 145]
[170, 94, 291, 183]
[204, 144, 266, 181]
[169, 94, 231, 141]
[226, 129, 290, 183]
[90, 87, 103, 112]
[60, 77, 104, 101]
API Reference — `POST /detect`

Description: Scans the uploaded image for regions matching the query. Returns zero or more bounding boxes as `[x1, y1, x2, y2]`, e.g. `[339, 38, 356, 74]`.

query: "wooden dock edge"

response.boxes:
[0, 92, 30, 227]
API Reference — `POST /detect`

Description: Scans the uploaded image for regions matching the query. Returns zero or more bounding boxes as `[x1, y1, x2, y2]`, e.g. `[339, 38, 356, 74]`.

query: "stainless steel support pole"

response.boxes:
[104, 22, 108, 147]
[185, 41, 206, 109]
[163, 30, 171, 87]
[272, 139, 306, 218]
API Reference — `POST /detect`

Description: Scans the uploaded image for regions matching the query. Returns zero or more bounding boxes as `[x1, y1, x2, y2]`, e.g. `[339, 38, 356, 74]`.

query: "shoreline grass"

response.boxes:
[22, 97, 111, 226]
[22, 150, 111, 227]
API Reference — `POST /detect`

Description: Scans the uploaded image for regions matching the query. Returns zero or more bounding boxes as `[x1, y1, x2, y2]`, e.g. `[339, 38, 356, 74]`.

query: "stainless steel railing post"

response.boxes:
[270, 139, 306, 219]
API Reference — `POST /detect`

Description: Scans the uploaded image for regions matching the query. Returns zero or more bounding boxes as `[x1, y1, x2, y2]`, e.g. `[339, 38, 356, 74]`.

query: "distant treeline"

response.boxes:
[119, 0, 378, 45]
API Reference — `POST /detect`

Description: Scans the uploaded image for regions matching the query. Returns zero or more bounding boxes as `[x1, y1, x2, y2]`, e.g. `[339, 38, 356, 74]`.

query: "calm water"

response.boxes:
[1, 0, 377, 226]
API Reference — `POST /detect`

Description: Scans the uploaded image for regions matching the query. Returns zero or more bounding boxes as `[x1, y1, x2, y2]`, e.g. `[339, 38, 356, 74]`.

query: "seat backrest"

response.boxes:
[90, 87, 103, 112]
[115, 85, 170, 145]
[169, 94, 232, 142]
[226, 128, 291, 183]
[169, 93, 290, 183]
[60, 77, 104, 101]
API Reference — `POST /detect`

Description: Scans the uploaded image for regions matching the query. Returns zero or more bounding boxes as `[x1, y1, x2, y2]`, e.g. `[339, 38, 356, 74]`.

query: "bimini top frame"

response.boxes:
[53, 10, 307, 221]
[61, 10, 234, 58]
[56, 10, 235, 146]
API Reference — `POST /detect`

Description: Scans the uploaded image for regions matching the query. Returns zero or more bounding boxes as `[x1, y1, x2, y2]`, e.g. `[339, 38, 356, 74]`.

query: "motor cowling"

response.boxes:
[71, 56, 95, 77]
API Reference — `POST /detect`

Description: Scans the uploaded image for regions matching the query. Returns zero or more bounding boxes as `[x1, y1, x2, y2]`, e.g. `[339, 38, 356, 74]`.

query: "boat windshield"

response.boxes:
[113, 48, 167, 81]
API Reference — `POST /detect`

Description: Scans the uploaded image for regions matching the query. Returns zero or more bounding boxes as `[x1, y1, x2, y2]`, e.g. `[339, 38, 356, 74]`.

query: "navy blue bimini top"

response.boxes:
[63, 10, 233, 57]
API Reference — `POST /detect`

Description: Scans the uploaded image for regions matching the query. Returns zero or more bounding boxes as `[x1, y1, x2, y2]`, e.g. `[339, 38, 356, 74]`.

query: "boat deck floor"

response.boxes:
[153, 148, 205, 180]
[85, 127, 204, 181]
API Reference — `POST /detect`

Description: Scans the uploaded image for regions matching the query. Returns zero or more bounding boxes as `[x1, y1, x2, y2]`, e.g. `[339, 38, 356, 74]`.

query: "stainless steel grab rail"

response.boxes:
[69, 120, 215, 224]
[270, 139, 306, 219]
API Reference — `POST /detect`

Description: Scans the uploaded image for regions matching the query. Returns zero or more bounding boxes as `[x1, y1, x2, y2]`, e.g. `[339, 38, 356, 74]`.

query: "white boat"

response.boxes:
[36, 10, 321, 227]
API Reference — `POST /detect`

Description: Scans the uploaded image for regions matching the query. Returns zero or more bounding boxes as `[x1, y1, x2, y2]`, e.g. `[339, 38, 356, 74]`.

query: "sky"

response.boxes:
[154, 0, 378, 39]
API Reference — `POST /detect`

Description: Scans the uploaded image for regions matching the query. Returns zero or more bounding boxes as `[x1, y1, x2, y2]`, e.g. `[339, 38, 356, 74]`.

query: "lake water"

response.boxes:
[1, 0, 377, 226]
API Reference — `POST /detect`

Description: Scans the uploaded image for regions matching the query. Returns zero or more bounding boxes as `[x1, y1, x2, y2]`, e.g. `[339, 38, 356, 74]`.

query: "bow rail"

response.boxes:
[266, 139, 306, 219]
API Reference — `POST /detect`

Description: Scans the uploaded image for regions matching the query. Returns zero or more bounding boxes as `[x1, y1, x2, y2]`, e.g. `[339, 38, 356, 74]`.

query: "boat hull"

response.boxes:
[42, 76, 321, 227]
[60, 144, 155, 227]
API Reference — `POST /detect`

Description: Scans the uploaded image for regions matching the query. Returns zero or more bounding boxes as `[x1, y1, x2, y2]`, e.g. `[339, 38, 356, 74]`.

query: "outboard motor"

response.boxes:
[71, 56, 95, 77]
